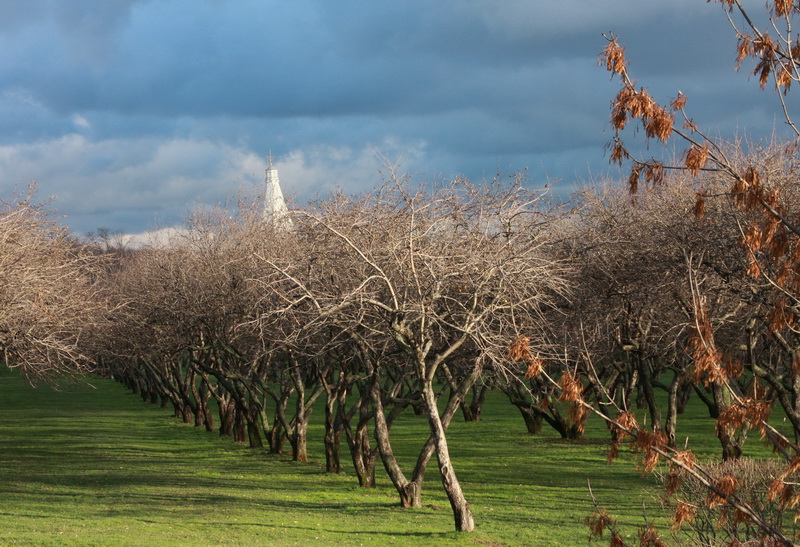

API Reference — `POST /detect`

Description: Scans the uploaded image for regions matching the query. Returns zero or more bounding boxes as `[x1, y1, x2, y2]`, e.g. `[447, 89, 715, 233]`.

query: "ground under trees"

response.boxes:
[0, 368, 755, 546]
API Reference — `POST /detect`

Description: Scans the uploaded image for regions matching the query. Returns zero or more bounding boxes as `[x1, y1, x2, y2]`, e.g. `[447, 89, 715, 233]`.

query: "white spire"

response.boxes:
[263, 150, 292, 228]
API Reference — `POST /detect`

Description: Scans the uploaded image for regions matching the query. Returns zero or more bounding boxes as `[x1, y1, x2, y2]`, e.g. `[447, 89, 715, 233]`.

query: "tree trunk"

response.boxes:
[192, 373, 215, 432]
[218, 397, 235, 437]
[290, 374, 311, 463]
[352, 420, 377, 487]
[292, 418, 309, 463]
[200, 383, 215, 432]
[193, 404, 207, 429]
[537, 405, 583, 440]
[636, 354, 662, 430]
[711, 383, 743, 461]
[719, 429, 743, 461]
[341, 387, 377, 488]
[516, 405, 543, 434]
[664, 373, 681, 447]
[372, 377, 421, 507]
[323, 389, 342, 473]
[130, 376, 141, 395]
[264, 407, 287, 454]
[422, 381, 474, 532]
[676, 381, 693, 414]
[372, 360, 480, 512]
[233, 405, 247, 444]
[247, 420, 264, 448]
[181, 404, 193, 424]
[459, 385, 488, 422]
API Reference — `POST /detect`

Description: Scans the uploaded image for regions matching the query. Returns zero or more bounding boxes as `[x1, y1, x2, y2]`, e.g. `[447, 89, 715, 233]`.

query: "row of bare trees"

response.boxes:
[93, 177, 571, 533]
[8, 156, 800, 540]
[6, 161, 800, 542]
[77, 154, 800, 541]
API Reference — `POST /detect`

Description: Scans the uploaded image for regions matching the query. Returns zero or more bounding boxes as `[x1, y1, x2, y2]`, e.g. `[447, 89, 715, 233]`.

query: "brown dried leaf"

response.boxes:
[736, 34, 753, 69]
[634, 429, 669, 474]
[707, 474, 737, 508]
[683, 145, 709, 176]
[628, 164, 641, 195]
[694, 191, 707, 219]
[643, 105, 674, 143]
[644, 161, 665, 187]
[507, 336, 531, 362]
[601, 38, 627, 77]
[671, 500, 696, 531]
[585, 509, 614, 538]
[637, 522, 668, 547]
[773, 0, 794, 18]
[610, 532, 626, 547]
[558, 371, 583, 404]
[767, 298, 796, 332]
[608, 140, 629, 165]
[670, 92, 687, 111]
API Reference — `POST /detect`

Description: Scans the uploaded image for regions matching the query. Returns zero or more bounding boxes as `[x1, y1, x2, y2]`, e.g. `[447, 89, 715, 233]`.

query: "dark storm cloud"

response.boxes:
[0, 1, 722, 118]
[0, 0, 786, 234]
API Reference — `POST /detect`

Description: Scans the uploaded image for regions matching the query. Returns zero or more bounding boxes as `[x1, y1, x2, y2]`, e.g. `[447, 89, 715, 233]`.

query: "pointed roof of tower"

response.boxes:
[263, 151, 292, 229]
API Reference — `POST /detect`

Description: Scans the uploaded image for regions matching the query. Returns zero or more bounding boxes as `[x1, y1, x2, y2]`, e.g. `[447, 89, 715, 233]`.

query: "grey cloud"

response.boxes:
[0, 0, 788, 236]
[0, 0, 738, 124]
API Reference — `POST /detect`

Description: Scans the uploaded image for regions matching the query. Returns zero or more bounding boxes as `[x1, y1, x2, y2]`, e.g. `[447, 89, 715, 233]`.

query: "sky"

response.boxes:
[0, 0, 791, 236]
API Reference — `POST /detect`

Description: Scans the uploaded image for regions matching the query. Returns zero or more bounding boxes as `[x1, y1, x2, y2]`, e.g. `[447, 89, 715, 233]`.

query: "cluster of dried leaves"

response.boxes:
[662, 458, 799, 544]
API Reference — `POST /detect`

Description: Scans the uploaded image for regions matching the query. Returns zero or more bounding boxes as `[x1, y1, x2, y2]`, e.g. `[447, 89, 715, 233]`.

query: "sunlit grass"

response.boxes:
[0, 371, 775, 545]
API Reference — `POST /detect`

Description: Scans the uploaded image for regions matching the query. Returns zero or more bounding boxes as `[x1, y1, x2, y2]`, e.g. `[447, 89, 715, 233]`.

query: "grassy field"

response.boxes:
[0, 371, 778, 546]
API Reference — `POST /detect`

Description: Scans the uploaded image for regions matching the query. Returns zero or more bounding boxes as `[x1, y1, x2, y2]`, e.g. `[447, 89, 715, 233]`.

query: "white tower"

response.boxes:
[263, 151, 292, 228]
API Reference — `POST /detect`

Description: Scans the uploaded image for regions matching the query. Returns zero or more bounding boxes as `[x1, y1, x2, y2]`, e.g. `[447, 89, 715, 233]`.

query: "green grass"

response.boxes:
[0, 373, 777, 546]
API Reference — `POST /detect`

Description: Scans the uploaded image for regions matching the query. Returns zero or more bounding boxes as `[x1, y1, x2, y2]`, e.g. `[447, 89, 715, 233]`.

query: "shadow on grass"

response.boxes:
[228, 520, 459, 539]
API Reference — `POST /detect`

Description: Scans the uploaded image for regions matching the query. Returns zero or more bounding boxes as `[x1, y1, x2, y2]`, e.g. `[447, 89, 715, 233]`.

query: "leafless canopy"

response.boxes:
[0, 188, 108, 381]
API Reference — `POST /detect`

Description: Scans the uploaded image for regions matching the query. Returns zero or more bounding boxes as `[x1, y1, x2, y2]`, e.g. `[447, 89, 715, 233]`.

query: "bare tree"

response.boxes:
[0, 188, 108, 381]
[256, 173, 568, 532]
